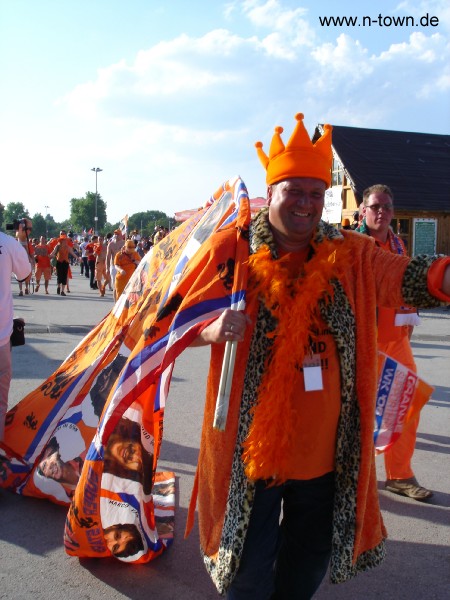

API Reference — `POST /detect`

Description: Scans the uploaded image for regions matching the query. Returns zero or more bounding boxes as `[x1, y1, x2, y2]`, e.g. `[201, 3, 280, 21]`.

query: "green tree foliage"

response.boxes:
[127, 210, 172, 237]
[1, 198, 176, 240]
[30, 213, 47, 238]
[45, 214, 59, 239]
[4, 202, 30, 225]
[59, 219, 74, 233]
[70, 192, 107, 233]
[103, 222, 117, 234]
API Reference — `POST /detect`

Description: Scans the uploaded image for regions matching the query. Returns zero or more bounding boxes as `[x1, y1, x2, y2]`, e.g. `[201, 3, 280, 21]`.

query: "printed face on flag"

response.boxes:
[1, 177, 251, 564]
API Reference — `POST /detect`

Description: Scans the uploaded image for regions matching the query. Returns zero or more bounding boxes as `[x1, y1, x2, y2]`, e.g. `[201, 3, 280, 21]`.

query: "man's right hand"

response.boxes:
[191, 309, 249, 346]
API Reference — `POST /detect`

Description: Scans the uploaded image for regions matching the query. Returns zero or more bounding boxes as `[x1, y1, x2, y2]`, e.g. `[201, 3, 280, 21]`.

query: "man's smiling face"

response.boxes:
[268, 177, 326, 251]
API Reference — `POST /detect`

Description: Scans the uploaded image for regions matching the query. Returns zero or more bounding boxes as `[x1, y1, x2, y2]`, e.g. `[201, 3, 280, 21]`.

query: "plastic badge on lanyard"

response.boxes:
[302, 353, 323, 391]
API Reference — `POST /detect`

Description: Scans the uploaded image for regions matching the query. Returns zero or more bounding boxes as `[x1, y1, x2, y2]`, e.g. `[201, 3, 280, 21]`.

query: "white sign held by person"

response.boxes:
[322, 186, 342, 224]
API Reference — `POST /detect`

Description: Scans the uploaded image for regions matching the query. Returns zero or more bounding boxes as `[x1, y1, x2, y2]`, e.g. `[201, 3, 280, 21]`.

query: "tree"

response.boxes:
[70, 192, 107, 233]
[31, 213, 47, 238]
[0, 202, 5, 228]
[104, 222, 117, 234]
[4, 202, 30, 226]
[127, 210, 169, 237]
[45, 214, 59, 239]
[58, 219, 74, 233]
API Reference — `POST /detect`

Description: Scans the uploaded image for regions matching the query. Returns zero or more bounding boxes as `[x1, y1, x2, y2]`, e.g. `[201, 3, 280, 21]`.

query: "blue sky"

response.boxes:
[1, 0, 449, 225]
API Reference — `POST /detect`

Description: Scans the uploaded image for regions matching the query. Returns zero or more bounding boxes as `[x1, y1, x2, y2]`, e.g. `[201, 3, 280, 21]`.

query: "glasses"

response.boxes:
[366, 203, 393, 213]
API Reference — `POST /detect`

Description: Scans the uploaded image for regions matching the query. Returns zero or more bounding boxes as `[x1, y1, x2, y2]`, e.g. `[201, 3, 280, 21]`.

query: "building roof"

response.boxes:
[315, 125, 450, 212]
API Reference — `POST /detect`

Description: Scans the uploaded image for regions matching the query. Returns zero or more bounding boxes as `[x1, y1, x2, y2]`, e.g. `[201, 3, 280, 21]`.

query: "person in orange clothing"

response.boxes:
[47, 230, 74, 253]
[50, 234, 78, 296]
[358, 183, 432, 501]
[113, 239, 141, 298]
[94, 235, 110, 297]
[106, 229, 125, 301]
[34, 235, 52, 294]
[85, 235, 98, 290]
[189, 115, 450, 599]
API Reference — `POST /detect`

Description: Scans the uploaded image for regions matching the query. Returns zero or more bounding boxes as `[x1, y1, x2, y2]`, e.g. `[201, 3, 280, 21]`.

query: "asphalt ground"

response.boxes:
[1, 270, 449, 599]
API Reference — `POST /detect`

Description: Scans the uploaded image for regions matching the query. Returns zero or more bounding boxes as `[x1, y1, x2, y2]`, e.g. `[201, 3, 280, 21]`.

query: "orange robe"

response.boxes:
[185, 214, 442, 593]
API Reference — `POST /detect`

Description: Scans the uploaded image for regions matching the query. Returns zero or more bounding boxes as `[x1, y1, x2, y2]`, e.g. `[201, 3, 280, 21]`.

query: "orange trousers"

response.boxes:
[379, 335, 418, 480]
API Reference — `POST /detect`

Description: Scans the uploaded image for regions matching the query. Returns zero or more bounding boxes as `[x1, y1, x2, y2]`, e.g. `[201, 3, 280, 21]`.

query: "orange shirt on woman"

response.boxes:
[114, 248, 141, 297]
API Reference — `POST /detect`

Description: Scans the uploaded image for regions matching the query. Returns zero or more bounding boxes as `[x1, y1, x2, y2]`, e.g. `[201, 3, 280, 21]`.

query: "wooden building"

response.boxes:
[314, 124, 450, 256]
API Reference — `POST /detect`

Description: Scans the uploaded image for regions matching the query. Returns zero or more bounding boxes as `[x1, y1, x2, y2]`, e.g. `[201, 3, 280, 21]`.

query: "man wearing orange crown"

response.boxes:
[189, 113, 450, 599]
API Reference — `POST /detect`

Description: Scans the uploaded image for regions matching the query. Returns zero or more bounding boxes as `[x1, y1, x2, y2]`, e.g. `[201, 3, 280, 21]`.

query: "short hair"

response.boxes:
[103, 523, 144, 557]
[362, 184, 394, 205]
[36, 437, 59, 477]
[104, 417, 154, 494]
[90, 354, 127, 417]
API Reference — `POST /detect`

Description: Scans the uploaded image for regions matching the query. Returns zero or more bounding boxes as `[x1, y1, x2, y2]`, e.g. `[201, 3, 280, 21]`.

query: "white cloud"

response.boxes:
[311, 34, 372, 81]
[259, 32, 297, 59]
[395, 0, 450, 31]
[59, 30, 258, 125]
[307, 25, 450, 126]
[241, 0, 315, 54]
[7, 0, 449, 224]
[242, 0, 308, 30]
[377, 32, 450, 99]
[379, 31, 444, 62]
[58, 1, 448, 135]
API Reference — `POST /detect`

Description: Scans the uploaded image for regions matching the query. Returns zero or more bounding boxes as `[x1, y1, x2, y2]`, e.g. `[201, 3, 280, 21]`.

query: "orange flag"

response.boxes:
[0, 177, 251, 564]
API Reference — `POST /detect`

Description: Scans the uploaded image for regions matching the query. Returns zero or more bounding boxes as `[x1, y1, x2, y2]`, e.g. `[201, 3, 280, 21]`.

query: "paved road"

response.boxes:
[1, 272, 449, 599]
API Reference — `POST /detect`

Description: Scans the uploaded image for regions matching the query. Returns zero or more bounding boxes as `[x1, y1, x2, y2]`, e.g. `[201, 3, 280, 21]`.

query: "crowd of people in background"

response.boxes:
[11, 224, 171, 300]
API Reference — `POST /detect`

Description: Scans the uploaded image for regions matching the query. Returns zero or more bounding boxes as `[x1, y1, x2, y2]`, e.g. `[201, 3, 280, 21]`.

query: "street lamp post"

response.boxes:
[44, 205, 49, 237]
[91, 167, 103, 233]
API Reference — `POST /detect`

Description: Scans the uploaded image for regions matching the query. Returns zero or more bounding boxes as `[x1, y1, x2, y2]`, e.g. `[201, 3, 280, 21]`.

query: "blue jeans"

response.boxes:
[227, 472, 335, 600]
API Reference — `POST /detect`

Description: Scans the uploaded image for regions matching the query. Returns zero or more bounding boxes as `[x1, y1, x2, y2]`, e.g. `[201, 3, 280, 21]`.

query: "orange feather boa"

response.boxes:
[242, 237, 351, 484]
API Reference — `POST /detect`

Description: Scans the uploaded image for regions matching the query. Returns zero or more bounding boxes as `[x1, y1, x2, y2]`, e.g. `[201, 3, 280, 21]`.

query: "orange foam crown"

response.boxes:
[255, 113, 332, 187]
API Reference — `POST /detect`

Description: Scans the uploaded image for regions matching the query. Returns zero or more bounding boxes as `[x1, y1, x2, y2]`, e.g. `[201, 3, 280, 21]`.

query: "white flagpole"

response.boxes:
[211, 177, 250, 431]
[213, 294, 245, 431]
[213, 340, 238, 431]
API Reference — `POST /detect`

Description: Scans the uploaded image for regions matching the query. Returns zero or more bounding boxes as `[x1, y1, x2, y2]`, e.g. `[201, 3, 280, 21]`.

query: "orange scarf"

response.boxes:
[242, 238, 351, 483]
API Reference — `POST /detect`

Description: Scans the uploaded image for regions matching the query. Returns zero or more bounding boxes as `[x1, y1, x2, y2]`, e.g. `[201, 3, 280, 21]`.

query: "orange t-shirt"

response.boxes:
[48, 237, 73, 252]
[85, 243, 96, 261]
[56, 243, 70, 263]
[34, 243, 51, 269]
[278, 249, 341, 480]
[114, 249, 140, 281]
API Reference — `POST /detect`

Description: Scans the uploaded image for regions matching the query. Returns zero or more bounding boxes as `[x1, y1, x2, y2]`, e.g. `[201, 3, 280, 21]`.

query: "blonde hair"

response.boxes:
[362, 184, 393, 205]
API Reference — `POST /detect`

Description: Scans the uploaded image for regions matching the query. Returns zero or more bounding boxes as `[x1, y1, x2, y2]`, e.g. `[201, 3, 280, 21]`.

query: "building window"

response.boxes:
[393, 218, 412, 254]
[331, 157, 343, 186]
